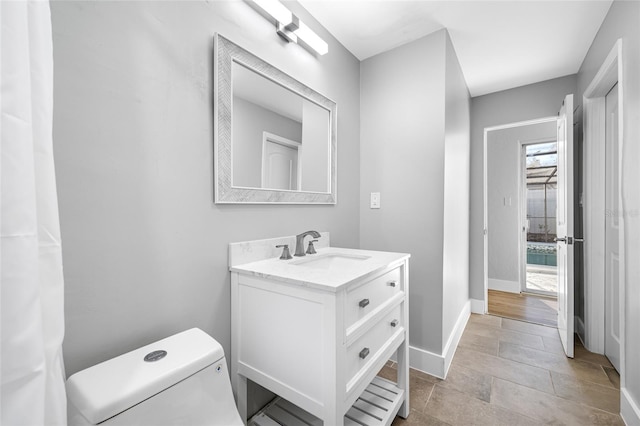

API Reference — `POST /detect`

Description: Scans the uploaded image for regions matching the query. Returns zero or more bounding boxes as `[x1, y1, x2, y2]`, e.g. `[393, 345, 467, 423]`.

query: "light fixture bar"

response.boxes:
[249, 0, 328, 56]
[294, 21, 328, 56]
[252, 0, 292, 26]
[276, 21, 298, 43]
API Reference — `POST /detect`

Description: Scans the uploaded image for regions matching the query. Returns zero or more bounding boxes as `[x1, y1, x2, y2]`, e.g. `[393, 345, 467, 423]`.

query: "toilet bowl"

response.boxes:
[66, 328, 243, 425]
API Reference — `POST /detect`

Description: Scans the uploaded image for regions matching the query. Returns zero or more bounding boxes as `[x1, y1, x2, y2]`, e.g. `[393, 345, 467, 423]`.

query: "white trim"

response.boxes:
[488, 278, 520, 293]
[471, 298, 485, 314]
[483, 117, 558, 312]
[409, 346, 443, 380]
[443, 300, 471, 377]
[582, 39, 624, 383]
[621, 387, 640, 426]
[409, 301, 470, 379]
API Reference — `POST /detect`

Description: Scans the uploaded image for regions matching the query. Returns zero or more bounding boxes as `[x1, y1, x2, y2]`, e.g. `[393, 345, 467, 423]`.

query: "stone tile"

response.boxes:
[491, 378, 624, 425]
[550, 371, 620, 414]
[604, 366, 621, 389]
[464, 321, 545, 350]
[541, 334, 566, 355]
[458, 331, 499, 356]
[452, 346, 554, 394]
[425, 385, 540, 426]
[378, 366, 438, 413]
[468, 314, 502, 329]
[500, 317, 559, 337]
[409, 368, 441, 385]
[574, 341, 614, 368]
[377, 364, 397, 382]
[498, 342, 615, 388]
[392, 410, 451, 426]
[439, 363, 492, 402]
[407, 372, 437, 413]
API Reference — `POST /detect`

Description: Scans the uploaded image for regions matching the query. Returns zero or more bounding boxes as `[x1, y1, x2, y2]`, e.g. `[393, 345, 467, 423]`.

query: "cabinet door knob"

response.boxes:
[390, 319, 399, 327]
[388, 281, 397, 287]
[359, 298, 370, 308]
[359, 347, 370, 359]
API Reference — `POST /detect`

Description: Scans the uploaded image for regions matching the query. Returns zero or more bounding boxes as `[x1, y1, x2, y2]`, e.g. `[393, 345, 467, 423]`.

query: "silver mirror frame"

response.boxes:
[214, 34, 337, 204]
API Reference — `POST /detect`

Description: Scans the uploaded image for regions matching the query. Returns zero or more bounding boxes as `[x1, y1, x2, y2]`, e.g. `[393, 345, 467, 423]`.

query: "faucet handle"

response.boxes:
[276, 245, 292, 260]
[306, 240, 318, 255]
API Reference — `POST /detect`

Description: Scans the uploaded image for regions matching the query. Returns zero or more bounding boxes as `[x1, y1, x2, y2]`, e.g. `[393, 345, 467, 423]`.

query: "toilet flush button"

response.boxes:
[144, 350, 167, 362]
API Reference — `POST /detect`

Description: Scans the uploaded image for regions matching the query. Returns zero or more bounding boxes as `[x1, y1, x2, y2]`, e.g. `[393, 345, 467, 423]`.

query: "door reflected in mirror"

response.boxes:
[232, 62, 330, 193]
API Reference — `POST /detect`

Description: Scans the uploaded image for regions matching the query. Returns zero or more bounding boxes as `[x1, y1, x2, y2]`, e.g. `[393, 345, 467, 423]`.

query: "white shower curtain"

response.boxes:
[1, 1, 67, 425]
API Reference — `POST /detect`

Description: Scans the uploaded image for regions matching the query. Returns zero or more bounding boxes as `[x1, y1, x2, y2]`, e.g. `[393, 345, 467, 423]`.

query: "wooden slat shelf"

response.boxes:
[249, 377, 404, 426]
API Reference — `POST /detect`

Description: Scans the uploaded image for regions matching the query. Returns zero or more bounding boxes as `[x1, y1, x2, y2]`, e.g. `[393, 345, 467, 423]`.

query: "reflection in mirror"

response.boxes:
[214, 34, 337, 204]
[232, 63, 330, 192]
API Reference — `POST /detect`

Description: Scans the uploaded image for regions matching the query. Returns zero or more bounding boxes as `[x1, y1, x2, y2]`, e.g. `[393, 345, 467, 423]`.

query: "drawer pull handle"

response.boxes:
[389, 281, 397, 287]
[359, 299, 370, 308]
[390, 319, 399, 327]
[359, 347, 370, 359]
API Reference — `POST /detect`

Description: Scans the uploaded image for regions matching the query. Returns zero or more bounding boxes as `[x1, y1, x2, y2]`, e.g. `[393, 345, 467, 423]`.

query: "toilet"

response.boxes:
[66, 328, 244, 425]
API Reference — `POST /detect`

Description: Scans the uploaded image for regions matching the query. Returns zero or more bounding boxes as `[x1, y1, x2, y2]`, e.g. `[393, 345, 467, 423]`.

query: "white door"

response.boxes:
[556, 94, 574, 358]
[262, 139, 299, 190]
[605, 83, 621, 371]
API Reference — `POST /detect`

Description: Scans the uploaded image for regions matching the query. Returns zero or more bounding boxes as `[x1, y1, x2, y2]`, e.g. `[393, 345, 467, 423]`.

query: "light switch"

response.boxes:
[370, 192, 381, 209]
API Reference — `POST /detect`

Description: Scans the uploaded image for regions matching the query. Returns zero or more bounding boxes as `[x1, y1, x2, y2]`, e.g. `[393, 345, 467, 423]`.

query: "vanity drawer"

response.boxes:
[345, 304, 403, 388]
[345, 267, 402, 329]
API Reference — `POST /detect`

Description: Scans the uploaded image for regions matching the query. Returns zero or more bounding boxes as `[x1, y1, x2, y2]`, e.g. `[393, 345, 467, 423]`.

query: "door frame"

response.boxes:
[518, 137, 558, 296]
[582, 40, 624, 378]
[483, 117, 558, 313]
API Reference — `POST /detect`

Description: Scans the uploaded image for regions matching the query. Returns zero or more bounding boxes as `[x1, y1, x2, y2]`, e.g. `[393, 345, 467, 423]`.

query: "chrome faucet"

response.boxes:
[294, 230, 321, 257]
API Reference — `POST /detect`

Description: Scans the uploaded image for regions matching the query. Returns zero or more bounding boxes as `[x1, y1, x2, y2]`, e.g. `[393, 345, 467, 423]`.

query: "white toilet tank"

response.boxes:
[66, 328, 243, 426]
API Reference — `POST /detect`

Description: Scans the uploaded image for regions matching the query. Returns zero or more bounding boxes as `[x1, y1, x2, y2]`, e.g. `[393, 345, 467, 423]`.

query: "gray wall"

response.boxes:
[575, 0, 640, 414]
[360, 29, 470, 356]
[469, 75, 577, 301]
[486, 122, 556, 290]
[442, 33, 471, 346]
[51, 1, 361, 377]
[360, 31, 446, 354]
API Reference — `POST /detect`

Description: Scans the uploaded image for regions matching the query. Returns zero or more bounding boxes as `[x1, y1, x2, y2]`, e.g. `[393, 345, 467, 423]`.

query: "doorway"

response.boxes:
[522, 141, 558, 296]
[484, 118, 560, 327]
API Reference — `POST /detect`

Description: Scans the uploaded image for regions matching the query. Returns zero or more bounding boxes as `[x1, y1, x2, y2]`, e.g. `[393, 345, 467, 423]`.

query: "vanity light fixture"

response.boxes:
[249, 0, 328, 56]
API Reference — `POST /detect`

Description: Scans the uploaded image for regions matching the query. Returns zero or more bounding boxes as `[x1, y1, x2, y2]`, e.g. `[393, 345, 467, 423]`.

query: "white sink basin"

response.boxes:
[291, 253, 371, 269]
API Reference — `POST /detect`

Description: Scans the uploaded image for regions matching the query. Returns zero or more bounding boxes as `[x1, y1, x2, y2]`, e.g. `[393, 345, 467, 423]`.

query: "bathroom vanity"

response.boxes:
[229, 235, 410, 426]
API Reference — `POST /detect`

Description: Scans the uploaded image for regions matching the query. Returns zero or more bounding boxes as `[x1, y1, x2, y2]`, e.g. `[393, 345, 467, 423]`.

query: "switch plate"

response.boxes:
[370, 192, 381, 209]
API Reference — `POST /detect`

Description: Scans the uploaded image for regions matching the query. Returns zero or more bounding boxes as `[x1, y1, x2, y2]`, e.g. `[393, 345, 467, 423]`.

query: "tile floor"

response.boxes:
[379, 314, 622, 425]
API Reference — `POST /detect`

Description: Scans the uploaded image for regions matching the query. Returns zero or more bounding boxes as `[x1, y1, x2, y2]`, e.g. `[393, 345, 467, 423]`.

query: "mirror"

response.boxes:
[214, 34, 337, 204]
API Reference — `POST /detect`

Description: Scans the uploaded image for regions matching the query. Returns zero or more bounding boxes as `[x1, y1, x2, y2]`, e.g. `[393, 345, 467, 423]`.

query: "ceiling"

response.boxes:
[297, 0, 613, 97]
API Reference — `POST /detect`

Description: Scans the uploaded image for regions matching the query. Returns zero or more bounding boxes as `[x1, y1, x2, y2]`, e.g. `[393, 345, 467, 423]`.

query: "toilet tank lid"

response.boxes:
[66, 328, 224, 425]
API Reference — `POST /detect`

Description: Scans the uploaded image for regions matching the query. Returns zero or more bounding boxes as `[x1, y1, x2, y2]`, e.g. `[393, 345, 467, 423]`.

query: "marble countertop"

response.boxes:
[230, 246, 410, 292]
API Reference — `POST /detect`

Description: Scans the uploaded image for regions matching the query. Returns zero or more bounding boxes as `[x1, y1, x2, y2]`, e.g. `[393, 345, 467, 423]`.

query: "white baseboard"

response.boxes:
[443, 301, 470, 376]
[488, 278, 520, 293]
[621, 387, 640, 426]
[471, 298, 485, 314]
[409, 346, 445, 379]
[409, 301, 470, 379]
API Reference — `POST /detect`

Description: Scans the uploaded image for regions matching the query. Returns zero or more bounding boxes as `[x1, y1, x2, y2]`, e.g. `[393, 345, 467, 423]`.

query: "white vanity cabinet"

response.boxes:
[230, 246, 410, 426]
